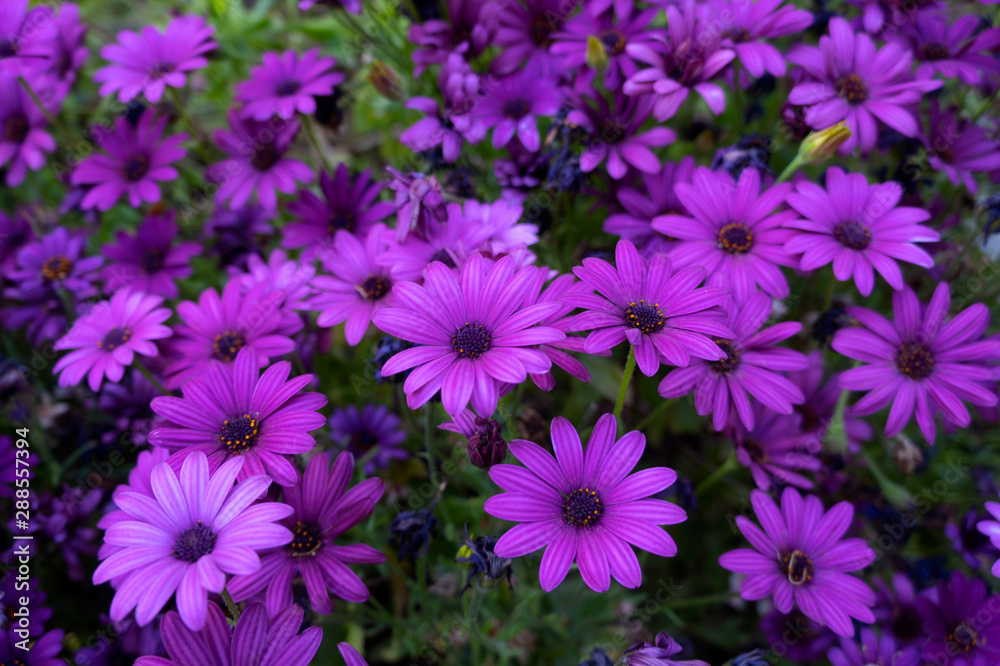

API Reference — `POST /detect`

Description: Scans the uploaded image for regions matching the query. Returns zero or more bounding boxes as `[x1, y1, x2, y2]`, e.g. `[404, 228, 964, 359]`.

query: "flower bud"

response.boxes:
[799, 121, 851, 164]
[468, 417, 507, 470]
[366, 61, 402, 102]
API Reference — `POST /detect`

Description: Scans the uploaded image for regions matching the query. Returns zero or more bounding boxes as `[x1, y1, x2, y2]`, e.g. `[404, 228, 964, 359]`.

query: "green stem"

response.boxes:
[423, 403, 437, 488]
[220, 587, 241, 622]
[667, 592, 739, 610]
[825, 363, 860, 454]
[775, 155, 803, 184]
[633, 398, 674, 433]
[303, 117, 333, 172]
[168, 88, 206, 146]
[695, 450, 738, 497]
[823, 268, 837, 311]
[613, 346, 637, 425]
[134, 358, 169, 395]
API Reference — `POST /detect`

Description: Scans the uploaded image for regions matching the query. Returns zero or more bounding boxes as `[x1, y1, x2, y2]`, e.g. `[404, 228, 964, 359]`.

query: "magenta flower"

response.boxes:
[834, 283, 1000, 444]
[386, 167, 448, 242]
[100, 213, 202, 298]
[827, 627, 920, 666]
[71, 110, 187, 211]
[493, 0, 571, 77]
[916, 571, 1000, 666]
[54, 289, 171, 392]
[307, 225, 399, 346]
[622, 632, 709, 666]
[925, 101, 1000, 194]
[408, 0, 498, 75]
[163, 280, 300, 389]
[7, 227, 103, 299]
[151, 347, 327, 486]
[283, 164, 394, 252]
[604, 157, 695, 258]
[0, 73, 55, 186]
[571, 92, 675, 180]
[92, 451, 294, 630]
[206, 111, 313, 210]
[654, 167, 796, 304]
[34, 3, 88, 107]
[235, 49, 344, 121]
[709, 0, 813, 78]
[0, 0, 56, 76]
[658, 290, 807, 431]
[475, 68, 562, 152]
[0, 629, 63, 666]
[719, 487, 876, 637]
[228, 452, 384, 615]
[787, 17, 942, 154]
[729, 403, 822, 492]
[486, 413, 686, 592]
[135, 602, 322, 666]
[783, 167, 938, 296]
[93, 15, 216, 103]
[892, 11, 1000, 85]
[228, 249, 314, 333]
[568, 239, 732, 377]
[372, 255, 565, 417]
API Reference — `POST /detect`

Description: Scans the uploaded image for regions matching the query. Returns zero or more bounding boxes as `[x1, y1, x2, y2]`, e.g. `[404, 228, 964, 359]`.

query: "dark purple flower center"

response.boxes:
[219, 413, 260, 452]
[921, 42, 949, 61]
[99, 327, 131, 351]
[896, 342, 934, 380]
[708, 339, 740, 374]
[147, 62, 176, 79]
[744, 439, 766, 463]
[328, 210, 356, 234]
[252, 144, 278, 170]
[452, 322, 492, 359]
[833, 221, 871, 250]
[624, 300, 665, 334]
[276, 80, 302, 96]
[599, 29, 626, 55]
[3, 113, 28, 143]
[890, 605, 923, 642]
[723, 28, 751, 43]
[351, 429, 378, 453]
[835, 73, 868, 104]
[123, 154, 150, 182]
[531, 17, 555, 47]
[0, 39, 17, 58]
[288, 520, 323, 557]
[172, 522, 216, 562]
[949, 622, 979, 651]
[41, 255, 73, 281]
[142, 249, 165, 273]
[429, 249, 457, 268]
[212, 330, 246, 362]
[795, 403, 821, 432]
[599, 118, 626, 144]
[503, 98, 530, 119]
[563, 487, 603, 528]
[359, 274, 391, 301]
[782, 549, 813, 585]
[718, 223, 754, 254]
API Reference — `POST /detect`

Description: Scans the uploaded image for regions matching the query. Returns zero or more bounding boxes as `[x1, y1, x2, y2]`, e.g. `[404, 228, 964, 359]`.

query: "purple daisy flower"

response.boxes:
[833, 282, 1000, 444]
[100, 213, 202, 298]
[604, 157, 695, 258]
[0, 209, 34, 274]
[53, 289, 172, 392]
[978, 496, 1000, 577]
[917, 571, 1000, 666]
[372, 254, 565, 417]
[70, 110, 187, 211]
[235, 49, 344, 121]
[654, 167, 796, 304]
[788, 351, 873, 453]
[493, 0, 575, 77]
[891, 11, 1000, 85]
[162, 279, 299, 389]
[925, 101, 1000, 194]
[622, 632, 708, 666]
[873, 573, 925, 647]
[719, 487, 877, 637]
[568, 239, 733, 377]
[475, 67, 562, 152]
[7, 227, 103, 299]
[228, 452, 384, 615]
[386, 168, 448, 243]
[658, 290, 807, 431]
[783, 167, 938, 296]
[92, 451, 294, 630]
[0, 628, 63, 666]
[947, 509, 999, 570]
[0, 73, 55, 186]
[151, 347, 326, 486]
[827, 627, 920, 666]
[709, 0, 813, 78]
[135, 602, 322, 666]
[521, 270, 593, 390]
[339, 643, 368, 666]
[0, 0, 55, 76]
[623, 1, 735, 121]
[570, 91, 675, 180]
[486, 413, 686, 592]
[207, 111, 313, 210]
[93, 15, 216, 103]
[786, 17, 942, 155]
[33, 3, 88, 108]
[283, 164, 394, 252]
[408, 0, 499, 75]
[229, 249, 314, 334]
[328, 404, 408, 473]
[729, 404, 821, 492]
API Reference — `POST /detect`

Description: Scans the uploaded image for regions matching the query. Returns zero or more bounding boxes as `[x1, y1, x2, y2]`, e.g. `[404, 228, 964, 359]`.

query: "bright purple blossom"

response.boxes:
[386, 167, 448, 242]
[978, 496, 1000, 577]
[493, 0, 574, 77]
[658, 290, 807, 431]
[6, 227, 103, 299]
[622, 632, 709, 666]
[486, 413, 686, 592]
[827, 627, 920, 666]
[71, 110, 187, 211]
[891, 11, 1000, 85]
[0, 0, 56, 76]
[783, 167, 938, 296]
[475, 67, 562, 152]
[235, 49, 343, 121]
[916, 571, 1000, 666]
[0, 628, 64, 666]
[33, 3, 88, 108]
[833, 283, 1000, 444]
[100, 213, 201, 298]
[873, 573, 924, 647]
[328, 404, 408, 473]
[604, 157, 695, 258]
[0, 73, 55, 186]
[229, 249, 314, 334]
[93, 15, 216, 103]
[924, 101, 1000, 194]
[719, 487, 877, 637]
[729, 403, 822, 492]
[151, 347, 327, 486]
[710, 0, 813, 78]
[408, 0, 499, 75]
[571, 92, 675, 180]
[521, 271, 592, 390]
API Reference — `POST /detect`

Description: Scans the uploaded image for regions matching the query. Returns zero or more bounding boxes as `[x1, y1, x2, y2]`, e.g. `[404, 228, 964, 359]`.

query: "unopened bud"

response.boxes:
[586, 35, 609, 72]
[366, 61, 403, 101]
[468, 417, 507, 470]
[799, 121, 851, 164]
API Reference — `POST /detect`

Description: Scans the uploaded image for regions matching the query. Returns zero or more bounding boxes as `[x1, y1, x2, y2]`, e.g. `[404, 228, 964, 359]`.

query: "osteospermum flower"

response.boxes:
[654, 167, 797, 304]
[163, 279, 299, 389]
[719, 487, 877, 637]
[486, 413, 686, 592]
[833, 283, 1000, 444]
[0, 0, 55, 76]
[916, 571, 1000, 666]
[372, 255, 565, 417]
[925, 101, 1000, 195]
[493, 0, 571, 77]
[93, 15, 216, 103]
[6, 227, 103, 299]
[235, 49, 343, 121]
[783, 167, 938, 296]
[0, 73, 55, 186]
[328, 404, 408, 474]
[568, 239, 732, 377]
[92, 452, 294, 630]
[978, 498, 1000, 577]
[658, 290, 808, 431]
[0, 629, 63, 666]
[729, 404, 822, 492]
[604, 157, 695, 258]
[386, 168, 448, 242]
[709, 0, 813, 78]
[207, 111, 312, 210]
[786, 17, 942, 154]
[53, 289, 171, 392]
[229, 249, 314, 335]
[150, 347, 327, 486]
[100, 213, 202, 298]
[408, 0, 498, 75]
[134, 602, 322, 666]
[827, 627, 920, 666]
[789, 351, 873, 453]
[70, 110, 187, 211]
[622, 632, 709, 666]
[522, 271, 593, 391]
[228, 452, 384, 615]
[475, 68, 562, 152]
[892, 11, 1000, 86]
